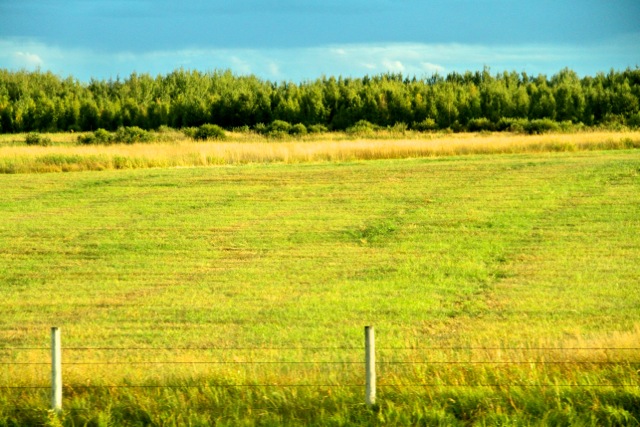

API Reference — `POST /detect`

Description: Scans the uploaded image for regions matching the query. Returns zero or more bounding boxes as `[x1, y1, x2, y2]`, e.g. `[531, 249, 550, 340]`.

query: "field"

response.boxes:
[1, 133, 639, 425]
[1, 130, 639, 173]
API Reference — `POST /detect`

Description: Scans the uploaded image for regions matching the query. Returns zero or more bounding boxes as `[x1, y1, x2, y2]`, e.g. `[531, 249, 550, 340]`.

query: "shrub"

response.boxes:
[496, 118, 528, 133]
[308, 124, 328, 134]
[412, 118, 438, 132]
[78, 127, 155, 145]
[93, 128, 113, 143]
[558, 120, 577, 133]
[156, 125, 173, 133]
[193, 124, 226, 141]
[467, 118, 495, 132]
[78, 128, 112, 144]
[267, 130, 290, 139]
[152, 126, 179, 142]
[265, 120, 293, 139]
[181, 127, 198, 138]
[25, 132, 52, 146]
[290, 123, 308, 136]
[389, 122, 408, 134]
[269, 120, 292, 133]
[450, 120, 464, 133]
[232, 125, 250, 133]
[626, 113, 640, 128]
[346, 120, 376, 135]
[571, 122, 586, 132]
[602, 113, 627, 128]
[253, 123, 268, 134]
[524, 119, 560, 135]
[77, 133, 96, 144]
[113, 126, 153, 144]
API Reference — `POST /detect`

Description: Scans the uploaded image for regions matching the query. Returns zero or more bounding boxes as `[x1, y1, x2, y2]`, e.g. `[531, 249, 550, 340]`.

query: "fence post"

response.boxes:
[51, 327, 62, 414]
[365, 326, 376, 407]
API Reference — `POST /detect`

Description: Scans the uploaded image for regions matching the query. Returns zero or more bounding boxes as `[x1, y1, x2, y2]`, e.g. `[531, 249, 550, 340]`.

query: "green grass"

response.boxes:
[1, 149, 639, 425]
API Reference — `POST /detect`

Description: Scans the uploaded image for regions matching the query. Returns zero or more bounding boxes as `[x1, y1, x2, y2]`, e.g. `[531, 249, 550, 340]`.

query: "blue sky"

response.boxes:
[1, 0, 639, 82]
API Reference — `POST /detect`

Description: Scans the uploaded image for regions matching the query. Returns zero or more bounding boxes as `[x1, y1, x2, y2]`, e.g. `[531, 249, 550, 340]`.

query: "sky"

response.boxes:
[0, 0, 639, 82]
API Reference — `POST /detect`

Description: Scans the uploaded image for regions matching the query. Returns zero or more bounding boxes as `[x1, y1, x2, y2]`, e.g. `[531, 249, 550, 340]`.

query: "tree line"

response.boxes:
[1, 67, 639, 134]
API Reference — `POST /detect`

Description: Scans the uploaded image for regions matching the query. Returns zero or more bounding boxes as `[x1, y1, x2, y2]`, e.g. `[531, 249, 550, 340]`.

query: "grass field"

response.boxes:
[0, 135, 639, 425]
[0, 130, 639, 173]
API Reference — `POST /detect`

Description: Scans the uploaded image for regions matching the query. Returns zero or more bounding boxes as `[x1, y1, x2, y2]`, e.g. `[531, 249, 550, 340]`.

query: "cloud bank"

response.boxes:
[1, 36, 638, 82]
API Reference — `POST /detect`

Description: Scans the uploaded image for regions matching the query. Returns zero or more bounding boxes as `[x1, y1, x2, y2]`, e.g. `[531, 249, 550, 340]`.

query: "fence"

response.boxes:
[1, 326, 638, 414]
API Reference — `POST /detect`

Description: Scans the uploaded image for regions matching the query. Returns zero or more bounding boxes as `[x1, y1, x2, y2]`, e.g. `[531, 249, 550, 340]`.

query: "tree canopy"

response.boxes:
[1, 67, 639, 133]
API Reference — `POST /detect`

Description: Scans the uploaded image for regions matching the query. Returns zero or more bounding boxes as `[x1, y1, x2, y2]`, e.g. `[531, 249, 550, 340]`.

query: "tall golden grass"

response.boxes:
[1, 131, 639, 173]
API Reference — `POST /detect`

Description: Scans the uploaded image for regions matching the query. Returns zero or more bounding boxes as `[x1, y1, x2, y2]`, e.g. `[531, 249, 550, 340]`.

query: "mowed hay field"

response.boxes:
[1, 141, 639, 425]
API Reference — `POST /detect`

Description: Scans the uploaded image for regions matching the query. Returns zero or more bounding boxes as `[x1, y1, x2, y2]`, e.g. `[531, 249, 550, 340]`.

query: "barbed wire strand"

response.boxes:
[2, 346, 639, 351]
[0, 362, 50, 365]
[60, 361, 363, 365]
[1, 383, 636, 390]
[380, 361, 639, 365]
[63, 361, 640, 366]
[4, 362, 638, 368]
[36, 347, 362, 351]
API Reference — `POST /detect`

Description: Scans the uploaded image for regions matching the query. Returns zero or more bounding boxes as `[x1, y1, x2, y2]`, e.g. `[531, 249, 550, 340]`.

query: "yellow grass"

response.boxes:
[1, 131, 639, 173]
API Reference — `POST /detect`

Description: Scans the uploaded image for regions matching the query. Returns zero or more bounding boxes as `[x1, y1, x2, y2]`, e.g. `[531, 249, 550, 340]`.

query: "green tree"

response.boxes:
[299, 82, 327, 125]
[480, 78, 512, 123]
[529, 79, 556, 120]
[79, 99, 100, 131]
[434, 84, 459, 128]
[552, 69, 585, 122]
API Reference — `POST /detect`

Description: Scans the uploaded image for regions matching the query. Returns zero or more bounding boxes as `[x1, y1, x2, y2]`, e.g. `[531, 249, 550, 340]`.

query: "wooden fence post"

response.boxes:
[365, 326, 376, 407]
[51, 327, 62, 414]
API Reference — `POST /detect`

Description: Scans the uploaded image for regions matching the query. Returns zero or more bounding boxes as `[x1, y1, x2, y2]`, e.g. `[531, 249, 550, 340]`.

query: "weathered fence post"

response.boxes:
[365, 326, 376, 407]
[51, 327, 62, 413]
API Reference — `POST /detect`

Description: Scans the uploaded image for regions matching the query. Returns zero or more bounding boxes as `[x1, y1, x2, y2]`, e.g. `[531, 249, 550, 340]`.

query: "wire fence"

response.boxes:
[1, 331, 639, 395]
[3, 345, 640, 352]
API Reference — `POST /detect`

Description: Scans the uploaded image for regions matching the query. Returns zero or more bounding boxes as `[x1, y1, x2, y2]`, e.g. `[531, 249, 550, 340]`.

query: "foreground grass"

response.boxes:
[0, 149, 639, 425]
[3, 385, 639, 426]
[0, 130, 639, 173]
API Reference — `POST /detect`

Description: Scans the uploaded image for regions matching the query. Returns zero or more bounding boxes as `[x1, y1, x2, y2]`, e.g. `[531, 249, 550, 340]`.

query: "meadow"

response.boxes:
[0, 129, 639, 173]
[0, 132, 639, 425]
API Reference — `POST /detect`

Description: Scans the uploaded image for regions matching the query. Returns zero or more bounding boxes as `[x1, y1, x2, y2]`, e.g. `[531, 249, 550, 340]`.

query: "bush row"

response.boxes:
[77, 127, 154, 145]
[182, 124, 227, 141]
[20, 117, 626, 146]
[251, 121, 328, 138]
[24, 132, 53, 146]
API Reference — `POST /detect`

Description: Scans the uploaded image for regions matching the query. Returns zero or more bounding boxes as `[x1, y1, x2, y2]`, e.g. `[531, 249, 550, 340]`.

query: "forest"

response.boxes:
[0, 67, 639, 134]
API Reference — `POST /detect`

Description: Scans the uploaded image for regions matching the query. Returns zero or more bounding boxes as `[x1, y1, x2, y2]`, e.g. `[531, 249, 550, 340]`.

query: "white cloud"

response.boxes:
[267, 61, 280, 78]
[12, 51, 43, 68]
[382, 60, 405, 73]
[0, 36, 638, 82]
[421, 62, 445, 74]
[229, 56, 252, 75]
